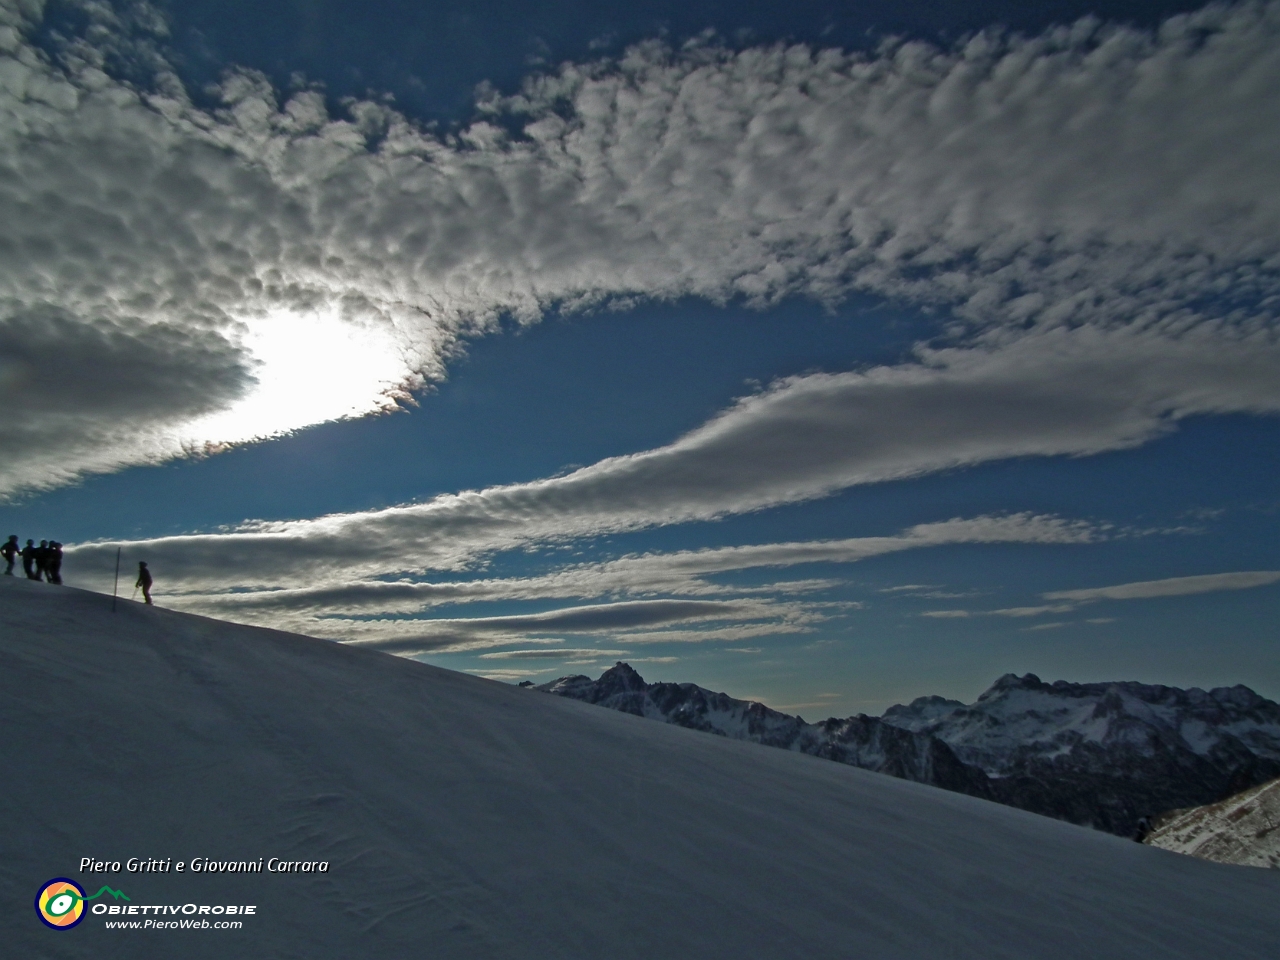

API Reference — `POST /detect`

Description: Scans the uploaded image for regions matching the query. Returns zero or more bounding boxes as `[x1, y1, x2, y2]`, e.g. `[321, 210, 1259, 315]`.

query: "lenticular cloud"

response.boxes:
[2, 0, 1280, 495]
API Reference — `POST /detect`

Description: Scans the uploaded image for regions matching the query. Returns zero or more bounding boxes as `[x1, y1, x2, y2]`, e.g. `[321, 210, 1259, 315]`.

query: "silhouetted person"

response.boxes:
[136, 561, 153, 605]
[1133, 815, 1153, 843]
[46, 541, 63, 585]
[1, 535, 17, 575]
[34, 540, 50, 581]
[20, 539, 37, 579]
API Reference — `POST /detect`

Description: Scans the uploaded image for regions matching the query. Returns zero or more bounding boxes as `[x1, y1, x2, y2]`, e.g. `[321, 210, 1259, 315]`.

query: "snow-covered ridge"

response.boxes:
[8, 578, 1280, 958]
[540, 666, 1280, 837]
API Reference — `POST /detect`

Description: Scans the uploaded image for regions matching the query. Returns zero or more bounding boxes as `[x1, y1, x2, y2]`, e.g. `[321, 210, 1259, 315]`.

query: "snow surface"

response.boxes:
[5, 578, 1279, 959]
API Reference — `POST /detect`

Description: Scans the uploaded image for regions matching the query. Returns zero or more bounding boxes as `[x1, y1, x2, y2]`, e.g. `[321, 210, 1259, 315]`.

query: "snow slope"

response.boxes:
[1146, 777, 1280, 869]
[4, 577, 1278, 959]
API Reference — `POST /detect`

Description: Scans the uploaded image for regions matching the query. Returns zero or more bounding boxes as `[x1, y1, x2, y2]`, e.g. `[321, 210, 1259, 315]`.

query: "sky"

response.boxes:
[1, 0, 1277, 716]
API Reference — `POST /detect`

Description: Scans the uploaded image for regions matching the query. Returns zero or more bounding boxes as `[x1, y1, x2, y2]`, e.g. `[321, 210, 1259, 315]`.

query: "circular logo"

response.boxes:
[35, 878, 87, 930]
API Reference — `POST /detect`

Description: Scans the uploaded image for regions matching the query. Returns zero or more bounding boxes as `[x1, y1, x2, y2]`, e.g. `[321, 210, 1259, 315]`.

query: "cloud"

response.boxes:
[54, 327, 1272, 595]
[0, 304, 250, 489]
[921, 603, 1074, 618]
[478, 648, 629, 660]
[2, 0, 1280, 495]
[464, 667, 551, 682]
[319, 597, 790, 655]
[608, 622, 818, 645]
[49, 511, 1099, 652]
[923, 569, 1280, 620]
[1044, 570, 1280, 602]
[64, 504, 1095, 601]
[440, 599, 755, 632]
[989, 604, 1076, 617]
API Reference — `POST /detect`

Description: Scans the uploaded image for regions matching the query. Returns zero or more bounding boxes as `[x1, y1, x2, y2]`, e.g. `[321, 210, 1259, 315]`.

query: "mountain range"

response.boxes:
[535, 664, 1280, 837]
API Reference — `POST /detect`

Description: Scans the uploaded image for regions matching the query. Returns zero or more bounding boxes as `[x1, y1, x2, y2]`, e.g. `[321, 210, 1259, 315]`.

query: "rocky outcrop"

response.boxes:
[1145, 777, 1280, 868]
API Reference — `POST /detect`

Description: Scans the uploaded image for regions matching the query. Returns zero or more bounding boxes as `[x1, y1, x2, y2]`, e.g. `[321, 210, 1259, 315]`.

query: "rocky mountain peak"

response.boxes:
[597, 661, 647, 693]
[1209, 684, 1268, 711]
[977, 672, 1044, 700]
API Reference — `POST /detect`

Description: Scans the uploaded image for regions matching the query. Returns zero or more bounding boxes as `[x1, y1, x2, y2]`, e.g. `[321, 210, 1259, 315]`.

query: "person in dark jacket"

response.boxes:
[20, 539, 37, 579]
[1, 535, 17, 575]
[34, 540, 50, 582]
[46, 542, 63, 585]
[136, 561, 153, 604]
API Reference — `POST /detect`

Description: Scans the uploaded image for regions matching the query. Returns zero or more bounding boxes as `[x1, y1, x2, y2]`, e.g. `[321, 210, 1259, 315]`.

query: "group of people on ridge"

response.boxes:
[2, 536, 63, 584]
[1, 537, 154, 604]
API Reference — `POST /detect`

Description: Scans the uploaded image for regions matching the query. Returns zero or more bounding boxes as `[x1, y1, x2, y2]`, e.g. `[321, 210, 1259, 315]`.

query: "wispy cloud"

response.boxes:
[60, 512, 1097, 651]
[1044, 570, 1280, 602]
[67, 510, 1101, 615]
[310, 597, 799, 655]
[924, 569, 1280, 619]
[922, 604, 1074, 618]
[478, 648, 630, 660]
[431, 599, 756, 632]
[464, 667, 552, 682]
[61, 512, 1094, 654]
[2, 0, 1280, 496]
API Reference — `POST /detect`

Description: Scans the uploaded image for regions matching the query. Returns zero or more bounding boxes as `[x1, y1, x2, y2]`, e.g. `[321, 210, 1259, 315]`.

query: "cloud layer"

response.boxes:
[3, 0, 1280, 495]
[66, 509, 1096, 597]
[62, 512, 1097, 654]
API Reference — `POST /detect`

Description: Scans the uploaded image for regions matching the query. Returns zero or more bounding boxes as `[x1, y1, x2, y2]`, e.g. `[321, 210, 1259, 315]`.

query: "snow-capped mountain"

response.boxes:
[884, 673, 1280, 836]
[1144, 776, 1280, 869]
[538, 665, 1280, 838]
[536, 663, 993, 799]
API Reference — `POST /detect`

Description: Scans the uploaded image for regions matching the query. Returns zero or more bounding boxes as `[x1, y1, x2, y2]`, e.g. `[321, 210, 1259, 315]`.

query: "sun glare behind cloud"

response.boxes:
[187, 308, 413, 445]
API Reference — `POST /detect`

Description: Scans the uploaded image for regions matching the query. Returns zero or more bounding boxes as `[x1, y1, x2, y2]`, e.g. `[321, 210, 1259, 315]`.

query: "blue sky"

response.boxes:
[1, 0, 1277, 714]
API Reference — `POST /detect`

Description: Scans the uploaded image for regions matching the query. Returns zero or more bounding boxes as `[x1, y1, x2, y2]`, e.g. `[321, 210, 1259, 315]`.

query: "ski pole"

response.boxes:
[112, 547, 121, 613]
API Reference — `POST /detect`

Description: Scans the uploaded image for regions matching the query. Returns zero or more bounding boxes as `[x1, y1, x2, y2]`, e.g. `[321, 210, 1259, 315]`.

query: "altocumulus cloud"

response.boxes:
[3, 0, 1280, 495]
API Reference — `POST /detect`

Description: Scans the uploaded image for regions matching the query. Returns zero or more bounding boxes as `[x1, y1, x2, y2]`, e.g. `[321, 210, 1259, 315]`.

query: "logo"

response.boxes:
[35, 879, 130, 930]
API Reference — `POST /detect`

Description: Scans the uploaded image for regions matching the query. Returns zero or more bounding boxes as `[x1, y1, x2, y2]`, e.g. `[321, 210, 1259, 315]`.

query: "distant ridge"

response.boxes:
[538, 664, 1280, 837]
